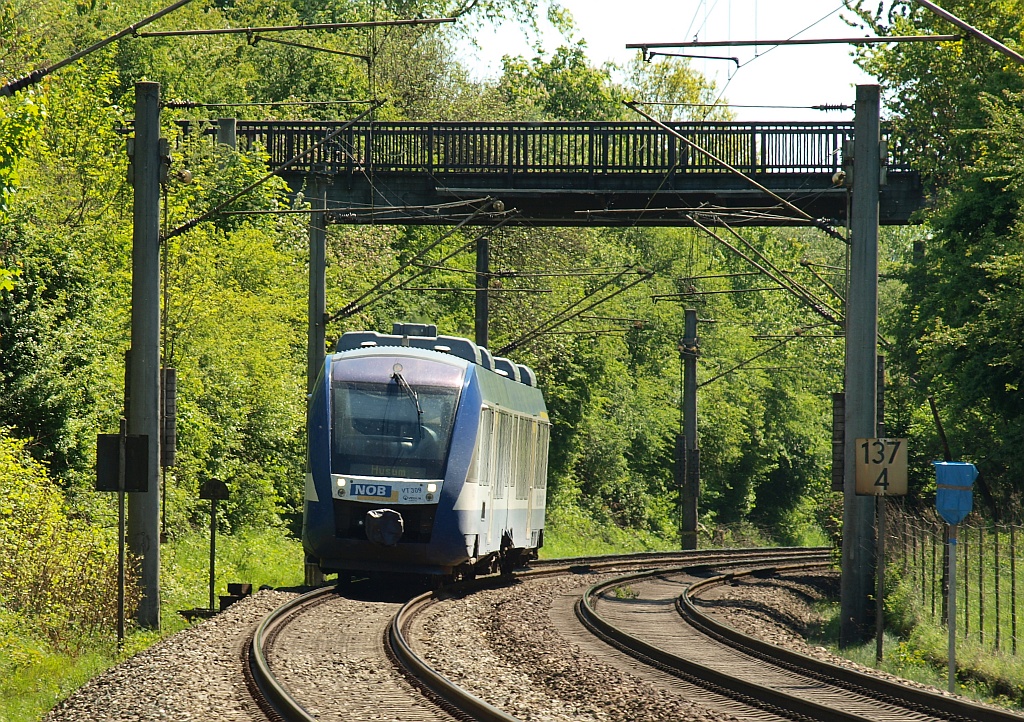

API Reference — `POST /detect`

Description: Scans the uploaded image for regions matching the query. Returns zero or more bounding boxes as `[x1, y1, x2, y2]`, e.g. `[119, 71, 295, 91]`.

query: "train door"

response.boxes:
[524, 420, 537, 542]
[531, 422, 549, 547]
[516, 417, 533, 543]
[490, 409, 513, 547]
[477, 407, 494, 547]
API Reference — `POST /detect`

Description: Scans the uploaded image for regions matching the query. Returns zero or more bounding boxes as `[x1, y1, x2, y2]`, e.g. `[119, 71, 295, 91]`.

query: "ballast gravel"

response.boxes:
[43, 589, 298, 722]
[41, 567, 971, 721]
[412, 575, 738, 722]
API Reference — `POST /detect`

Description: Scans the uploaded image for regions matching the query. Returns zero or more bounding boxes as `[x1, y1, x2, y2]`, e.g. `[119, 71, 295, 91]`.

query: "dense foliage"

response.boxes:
[846, 0, 1024, 515]
[0, 0, 845, 550]
[0, 428, 132, 648]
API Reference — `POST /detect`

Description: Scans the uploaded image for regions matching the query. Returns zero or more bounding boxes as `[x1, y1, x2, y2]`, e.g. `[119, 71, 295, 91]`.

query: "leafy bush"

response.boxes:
[0, 429, 137, 650]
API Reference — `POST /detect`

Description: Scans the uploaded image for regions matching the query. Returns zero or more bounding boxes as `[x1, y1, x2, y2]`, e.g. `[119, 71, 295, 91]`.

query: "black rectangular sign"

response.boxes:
[96, 434, 149, 492]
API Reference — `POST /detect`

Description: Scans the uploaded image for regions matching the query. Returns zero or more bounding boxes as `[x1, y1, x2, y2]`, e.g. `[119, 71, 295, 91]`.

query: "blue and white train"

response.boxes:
[303, 323, 550, 581]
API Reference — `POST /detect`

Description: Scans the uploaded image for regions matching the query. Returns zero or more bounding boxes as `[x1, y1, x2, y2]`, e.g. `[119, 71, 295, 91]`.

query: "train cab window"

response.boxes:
[331, 357, 463, 480]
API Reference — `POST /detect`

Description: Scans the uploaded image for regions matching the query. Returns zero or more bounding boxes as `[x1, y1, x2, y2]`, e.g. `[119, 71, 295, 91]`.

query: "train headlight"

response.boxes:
[333, 475, 347, 497]
[427, 483, 437, 493]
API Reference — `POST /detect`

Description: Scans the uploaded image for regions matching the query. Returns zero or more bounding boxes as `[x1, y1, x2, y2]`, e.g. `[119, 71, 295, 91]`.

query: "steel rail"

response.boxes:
[576, 555, 874, 722]
[387, 547, 830, 721]
[247, 585, 335, 722]
[389, 592, 520, 722]
[246, 548, 828, 721]
[681, 567, 1024, 722]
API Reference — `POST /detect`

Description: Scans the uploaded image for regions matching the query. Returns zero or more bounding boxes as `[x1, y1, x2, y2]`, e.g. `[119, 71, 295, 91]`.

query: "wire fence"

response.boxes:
[887, 503, 1022, 656]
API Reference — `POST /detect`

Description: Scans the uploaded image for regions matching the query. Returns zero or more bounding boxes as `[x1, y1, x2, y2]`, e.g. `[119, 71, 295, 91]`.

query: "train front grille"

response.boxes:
[333, 499, 436, 543]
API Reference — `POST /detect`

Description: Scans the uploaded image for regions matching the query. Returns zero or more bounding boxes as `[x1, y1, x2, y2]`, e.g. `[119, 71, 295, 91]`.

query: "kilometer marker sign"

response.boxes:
[855, 438, 909, 496]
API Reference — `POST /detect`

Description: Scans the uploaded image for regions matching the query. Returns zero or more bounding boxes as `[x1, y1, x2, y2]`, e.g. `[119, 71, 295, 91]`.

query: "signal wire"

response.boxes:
[497, 266, 658, 356]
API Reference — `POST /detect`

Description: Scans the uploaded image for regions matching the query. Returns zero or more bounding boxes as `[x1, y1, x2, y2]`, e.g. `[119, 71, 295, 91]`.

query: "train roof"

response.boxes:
[335, 323, 538, 388]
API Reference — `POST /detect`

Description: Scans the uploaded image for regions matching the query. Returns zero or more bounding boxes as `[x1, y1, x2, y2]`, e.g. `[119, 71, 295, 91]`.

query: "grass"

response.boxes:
[810, 597, 1024, 710]
[2, 526, 306, 722]
[159, 526, 305, 635]
[0, 611, 113, 722]
[540, 504, 678, 558]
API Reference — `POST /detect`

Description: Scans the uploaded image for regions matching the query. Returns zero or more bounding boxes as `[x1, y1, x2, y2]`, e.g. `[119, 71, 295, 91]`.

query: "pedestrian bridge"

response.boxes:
[188, 120, 923, 227]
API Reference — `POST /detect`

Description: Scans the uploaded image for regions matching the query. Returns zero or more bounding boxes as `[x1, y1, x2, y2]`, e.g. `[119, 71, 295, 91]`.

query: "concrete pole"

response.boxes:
[128, 81, 162, 629]
[840, 84, 880, 647]
[307, 182, 327, 398]
[304, 183, 327, 587]
[681, 308, 699, 550]
[475, 231, 489, 348]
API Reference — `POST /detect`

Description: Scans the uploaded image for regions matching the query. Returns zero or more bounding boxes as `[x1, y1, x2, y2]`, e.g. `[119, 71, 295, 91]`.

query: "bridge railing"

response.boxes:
[181, 120, 910, 176]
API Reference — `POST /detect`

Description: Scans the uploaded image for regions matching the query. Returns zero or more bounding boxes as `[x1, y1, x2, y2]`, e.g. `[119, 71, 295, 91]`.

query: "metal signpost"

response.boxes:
[199, 478, 230, 612]
[934, 460, 978, 693]
[96, 419, 149, 648]
[855, 437, 908, 665]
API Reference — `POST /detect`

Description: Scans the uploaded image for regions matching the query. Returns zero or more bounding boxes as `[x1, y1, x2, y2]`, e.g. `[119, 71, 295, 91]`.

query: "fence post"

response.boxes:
[1007, 520, 1015, 655]
[932, 526, 938, 619]
[996, 524, 1002, 651]
[979, 523, 985, 645]
[921, 520, 929, 610]
[964, 523, 970, 636]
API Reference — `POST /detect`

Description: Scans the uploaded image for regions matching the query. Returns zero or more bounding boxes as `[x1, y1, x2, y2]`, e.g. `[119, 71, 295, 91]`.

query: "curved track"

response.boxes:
[247, 549, 1024, 721]
[579, 562, 1024, 722]
[247, 583, 461, 722]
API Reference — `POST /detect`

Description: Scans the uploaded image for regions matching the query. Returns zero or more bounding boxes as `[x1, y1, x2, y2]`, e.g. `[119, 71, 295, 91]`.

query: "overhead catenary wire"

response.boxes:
[329, 213, 518, 322]
[213, 197, 490, 217]
[698, 337, 791, 388]
[248, 35, 371, 61]
[496, 265, 641, 355]
[133, 16, 458, 38]
[383, 217, 518, 301]
[629, 34, 962, 51]
[913, 0, 1024, 65]
[326, 206, 493, 322]
[625, 102, 847, 243]
[629, 100, 853, 110]
[718, 218, 843, 319]
[497, 266, 659, 356]
[687, 215, 842, 325]
[1, 0, 196, 96]
[164, 99, 376, 109]
[692, 3, 847, 120]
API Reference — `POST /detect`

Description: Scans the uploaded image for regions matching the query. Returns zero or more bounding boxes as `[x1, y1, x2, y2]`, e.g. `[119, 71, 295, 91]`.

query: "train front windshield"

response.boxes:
[331, 357, 463, 480]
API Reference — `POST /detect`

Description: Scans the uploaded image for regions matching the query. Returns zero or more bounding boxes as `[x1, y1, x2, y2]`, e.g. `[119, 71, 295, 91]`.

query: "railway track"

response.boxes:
[247, 548, 1024, 721]
[579, 562, 1024, 722]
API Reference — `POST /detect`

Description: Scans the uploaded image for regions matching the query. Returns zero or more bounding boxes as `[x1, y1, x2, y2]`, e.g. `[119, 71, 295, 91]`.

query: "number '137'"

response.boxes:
[860, 438, 902, 466]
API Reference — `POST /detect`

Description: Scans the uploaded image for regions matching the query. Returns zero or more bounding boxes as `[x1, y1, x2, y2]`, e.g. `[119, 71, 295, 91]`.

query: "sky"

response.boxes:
[462, 1, 881, 122]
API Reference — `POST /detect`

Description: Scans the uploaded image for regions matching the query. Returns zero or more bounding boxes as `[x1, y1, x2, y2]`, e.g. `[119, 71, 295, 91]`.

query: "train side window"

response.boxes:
[495, 411, 513, 499]
[477, 408, 493, 486]
[515, 418, 531, 500]
[535, 424, 550, 489]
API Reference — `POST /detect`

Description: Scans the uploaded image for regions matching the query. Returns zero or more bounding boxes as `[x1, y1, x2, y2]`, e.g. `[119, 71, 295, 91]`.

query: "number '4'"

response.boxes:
[874, 468, 889, 489]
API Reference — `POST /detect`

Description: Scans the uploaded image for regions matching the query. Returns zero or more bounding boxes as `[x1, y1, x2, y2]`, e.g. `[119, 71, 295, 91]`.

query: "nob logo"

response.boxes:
[351, 483, 391, 497]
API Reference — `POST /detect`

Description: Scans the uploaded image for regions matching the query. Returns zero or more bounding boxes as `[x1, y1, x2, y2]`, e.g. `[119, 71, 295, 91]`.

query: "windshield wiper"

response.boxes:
[391, 369, 423, 432]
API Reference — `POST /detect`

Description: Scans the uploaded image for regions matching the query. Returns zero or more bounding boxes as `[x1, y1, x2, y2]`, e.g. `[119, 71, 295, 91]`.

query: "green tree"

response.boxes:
[844, 0, 1024, 184]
